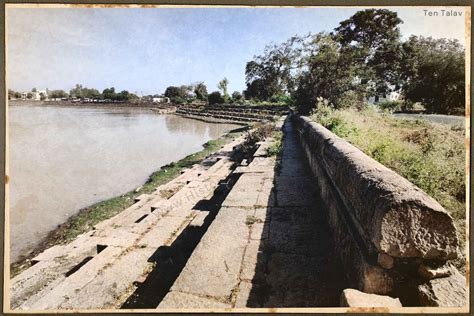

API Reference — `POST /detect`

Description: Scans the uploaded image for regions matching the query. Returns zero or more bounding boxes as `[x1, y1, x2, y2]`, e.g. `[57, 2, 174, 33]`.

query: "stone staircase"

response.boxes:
[10, 136, 247, 310]
[175, 104, 289, 123]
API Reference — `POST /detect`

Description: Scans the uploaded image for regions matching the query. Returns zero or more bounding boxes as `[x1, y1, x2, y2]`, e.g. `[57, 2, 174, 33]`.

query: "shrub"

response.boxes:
[208, 91, 224, 105]
[231, 91, 243, 104]
[173, 96, 187, 104]
[311, 98, 358, 138]
[269, 94, 294, 106]
[267, 131, 283, 156]
[378, 100, 403, 113]
[335, 90, 366, 109]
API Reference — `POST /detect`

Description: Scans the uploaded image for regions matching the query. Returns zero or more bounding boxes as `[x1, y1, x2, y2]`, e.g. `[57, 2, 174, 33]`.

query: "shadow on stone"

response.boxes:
[245, 118, 350, 307]
[121, 173, 241, 309]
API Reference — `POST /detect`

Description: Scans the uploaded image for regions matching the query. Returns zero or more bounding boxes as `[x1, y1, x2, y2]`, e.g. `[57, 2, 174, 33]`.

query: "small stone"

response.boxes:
[377, 253, 394, 269]
[416, 266, 466, 306]
[418, 264, 452, 280]
[340, 289, 402, 307]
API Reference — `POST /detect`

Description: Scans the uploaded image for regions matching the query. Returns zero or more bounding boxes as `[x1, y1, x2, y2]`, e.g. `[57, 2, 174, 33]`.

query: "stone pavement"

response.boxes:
[11, 118, 351, 310]
[158, 118, 349, 308]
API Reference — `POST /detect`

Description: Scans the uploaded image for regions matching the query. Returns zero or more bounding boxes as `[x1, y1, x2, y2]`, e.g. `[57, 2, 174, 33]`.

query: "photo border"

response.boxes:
[1, 1, 471, 314]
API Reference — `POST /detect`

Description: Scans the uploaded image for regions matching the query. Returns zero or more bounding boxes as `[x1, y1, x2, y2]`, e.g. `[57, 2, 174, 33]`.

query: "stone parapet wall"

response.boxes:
[292, 114, 466, 307]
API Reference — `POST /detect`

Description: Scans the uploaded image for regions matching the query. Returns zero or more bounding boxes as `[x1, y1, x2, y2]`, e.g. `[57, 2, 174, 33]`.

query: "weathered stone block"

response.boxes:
[294, 116, 458, 261]
[340, 289, 402, 307]
[164, 207, 250, 300]
[158, 291, 231, 309]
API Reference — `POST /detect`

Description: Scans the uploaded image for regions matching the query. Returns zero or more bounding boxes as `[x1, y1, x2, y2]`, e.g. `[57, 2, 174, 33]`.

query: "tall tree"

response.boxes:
[208, 91, 224, 105]
[244, 36, 303, 101]
[401, 36, 465, 114]
[48, 90, 68, 99]
[164, 85, 193, 104]
[334, 9, 404, 98]
[231, 91, 243, 103]
[217, 78, 229, 103]
[293, 33, 356, 114]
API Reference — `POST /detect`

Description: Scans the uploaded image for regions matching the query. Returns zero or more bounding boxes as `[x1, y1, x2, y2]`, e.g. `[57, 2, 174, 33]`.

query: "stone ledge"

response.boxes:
[295, 115, 458, 261]
[293, 114, 464, 304]
[340, 289, 402, 307]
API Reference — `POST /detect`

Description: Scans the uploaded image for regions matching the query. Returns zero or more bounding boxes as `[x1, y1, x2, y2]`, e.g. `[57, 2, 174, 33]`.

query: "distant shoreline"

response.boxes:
[8, 99, 171, 109]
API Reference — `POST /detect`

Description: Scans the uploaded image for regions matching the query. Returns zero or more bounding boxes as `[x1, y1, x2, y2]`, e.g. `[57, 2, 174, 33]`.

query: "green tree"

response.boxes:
[164, 85, 193, 103]
[83, 88, 100, 99]
[102, 87, 116, 100]
[208, 91, 224, 105]
[164, 86, 181, 100]
[334, 9, 404, 98]
[244, 36, 303, 101]
[231, 91, 243, 103]
[48, 90, 68, 99]
[401, 36, 465, 114]
[116, 90, 130, 101]
[69, 84, 84, 98]
[194, 82, 208, 101]
[293, 33, 355, 114]
[217, 78, 229, 103]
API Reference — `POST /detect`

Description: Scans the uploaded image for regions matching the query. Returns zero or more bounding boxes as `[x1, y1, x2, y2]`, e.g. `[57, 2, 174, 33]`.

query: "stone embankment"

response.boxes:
[10, 113, 466, 310]
[10, 135, 247, 310]
[293, 115, 466, 307]
[151, 104, 177, 114]
[175, 104, 289, 123]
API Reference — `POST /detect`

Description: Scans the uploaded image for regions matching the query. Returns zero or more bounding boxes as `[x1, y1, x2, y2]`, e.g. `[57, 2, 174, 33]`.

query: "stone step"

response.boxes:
[254, 141, 273, 157]
[158, 206, 252, 308]
[188, 211, 210, 227]
[134, 193, 151, 202]
[56, 215, 196, 309]
[21, 245, 125, 310]
[157, 141, 277, 309]
[11, 132, 247, 310]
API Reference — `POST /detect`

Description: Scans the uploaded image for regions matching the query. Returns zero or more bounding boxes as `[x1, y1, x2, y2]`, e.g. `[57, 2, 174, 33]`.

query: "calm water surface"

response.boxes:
[9, 103, 239, 262]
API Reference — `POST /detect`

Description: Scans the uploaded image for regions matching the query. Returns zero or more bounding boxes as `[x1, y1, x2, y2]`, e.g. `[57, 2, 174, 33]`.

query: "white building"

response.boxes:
[352, 77, 401, 104]
[22, 90, 48, 100]
[152, 96, 170, 103]
[367, 91, 401, 104]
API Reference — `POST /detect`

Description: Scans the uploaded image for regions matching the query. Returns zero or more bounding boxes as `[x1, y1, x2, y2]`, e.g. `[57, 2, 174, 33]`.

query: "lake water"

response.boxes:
[8, 103, 239, 263]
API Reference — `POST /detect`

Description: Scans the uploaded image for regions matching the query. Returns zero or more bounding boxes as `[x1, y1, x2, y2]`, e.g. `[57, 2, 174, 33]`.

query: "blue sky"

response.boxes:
[6, 6, 467, 95]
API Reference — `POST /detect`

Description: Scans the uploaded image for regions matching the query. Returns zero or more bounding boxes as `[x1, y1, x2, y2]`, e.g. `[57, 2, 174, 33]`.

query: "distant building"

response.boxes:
[352, 77, 401, 104]
[152, 96, 170, 103]
[22, 90, 48, 101]
[367, 91, 401, 104]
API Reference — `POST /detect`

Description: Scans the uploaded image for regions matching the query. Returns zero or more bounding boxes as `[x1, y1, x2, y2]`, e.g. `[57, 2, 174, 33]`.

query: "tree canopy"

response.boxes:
[194, 82, 208, 101]
[241, 9, 465, 115]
